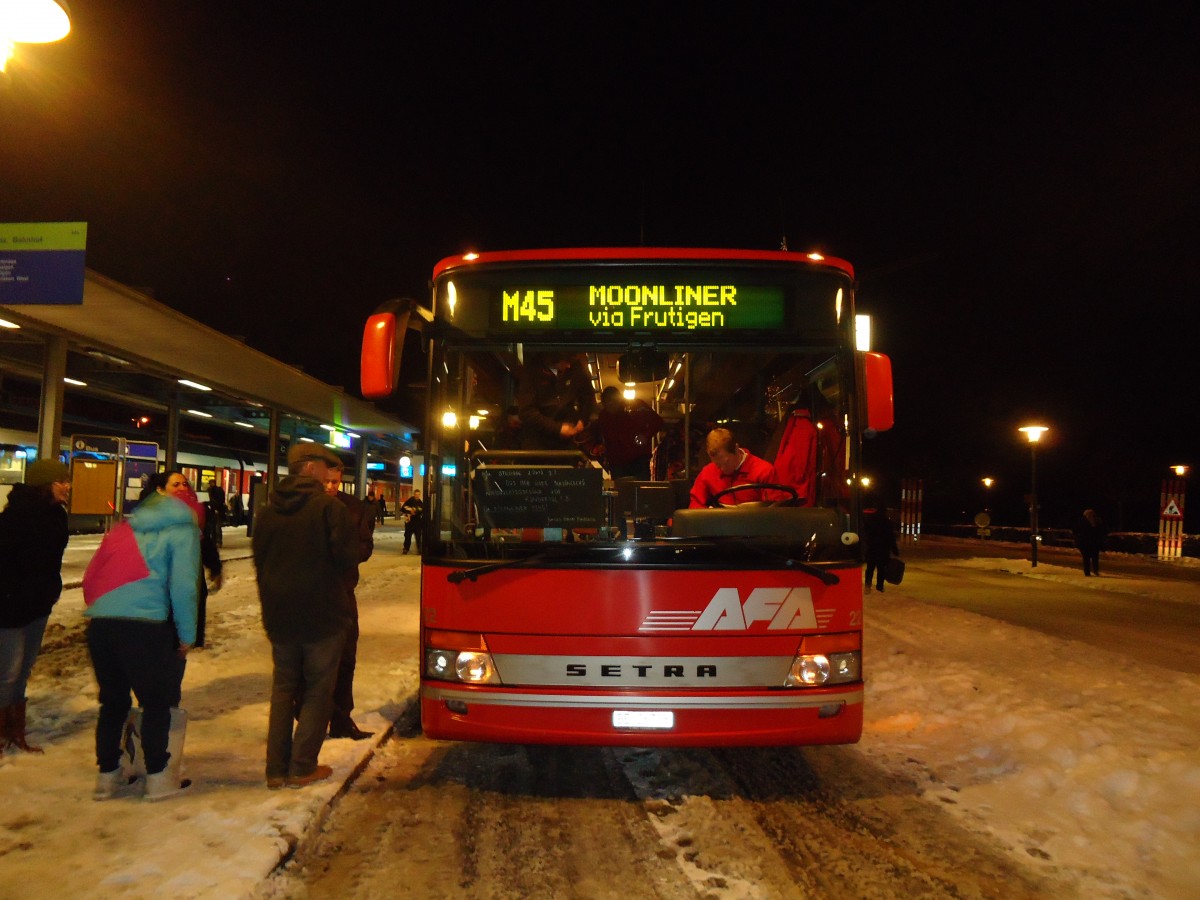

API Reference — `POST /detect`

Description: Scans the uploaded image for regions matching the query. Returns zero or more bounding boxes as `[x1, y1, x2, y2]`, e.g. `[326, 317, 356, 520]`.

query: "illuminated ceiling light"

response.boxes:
[1170, 464, 1189, 477]
[807, 251, 825, 261]
[468, 416, 481, 430]
[86, 349, 130, 366]
[318, 424, 336, 431]
[346, 432, 361, 439]
[178, 378, 212, 391]
[442, 410, 458, 429]
[298, 437, 315, 443]
[233, 421, 255, 429]
[622, 388, 636, 400]
[462, 252, 480, 261]
[185, 409, 213, 418]
[399, 455, 412, 468]
[63, 376, 87, 386]
[0, 318, 20, 329]
[855, 314, 871, 351]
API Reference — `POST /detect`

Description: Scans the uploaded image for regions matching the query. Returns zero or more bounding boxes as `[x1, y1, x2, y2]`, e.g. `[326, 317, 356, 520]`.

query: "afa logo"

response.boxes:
[639, 587, 832, 632]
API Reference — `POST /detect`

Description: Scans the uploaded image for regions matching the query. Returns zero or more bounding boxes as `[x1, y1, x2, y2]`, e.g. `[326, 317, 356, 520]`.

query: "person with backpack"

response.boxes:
[84, 488, 200, 800]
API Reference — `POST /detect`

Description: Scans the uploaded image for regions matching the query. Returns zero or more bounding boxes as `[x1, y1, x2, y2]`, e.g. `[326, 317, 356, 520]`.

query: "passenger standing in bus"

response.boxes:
[322, 461, 375, 741]
[252, 444, 357, 789]
[0, 459, 71, 754]
[597, 387, 664, 480]
[516, 352, 595, 449]
[688, 428, 783, 507]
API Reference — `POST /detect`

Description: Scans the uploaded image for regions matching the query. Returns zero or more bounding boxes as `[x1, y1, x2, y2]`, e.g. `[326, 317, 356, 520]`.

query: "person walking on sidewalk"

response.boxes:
[322, 461, 375, 740]
[400, 490, 424, 555]
[84, 489, 200, 801]
[863, 506, 899, 593]
[0, 459, 71, 754]
[1073, 508, 1108, 576]
[252, 444, 357, 789]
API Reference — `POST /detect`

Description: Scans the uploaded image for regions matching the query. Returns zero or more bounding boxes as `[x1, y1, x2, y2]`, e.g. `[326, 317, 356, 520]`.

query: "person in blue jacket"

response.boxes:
[85, 490, 199, 801]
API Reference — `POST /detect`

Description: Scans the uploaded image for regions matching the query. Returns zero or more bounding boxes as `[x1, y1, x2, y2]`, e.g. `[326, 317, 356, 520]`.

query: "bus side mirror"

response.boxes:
[361, 298, 428, 399]
[860, 351, 894, 432]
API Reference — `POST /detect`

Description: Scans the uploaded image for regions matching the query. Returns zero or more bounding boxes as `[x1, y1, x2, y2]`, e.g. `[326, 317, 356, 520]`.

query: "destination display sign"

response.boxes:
[474, 465, 604, 528]
[489, 282, 786, 332]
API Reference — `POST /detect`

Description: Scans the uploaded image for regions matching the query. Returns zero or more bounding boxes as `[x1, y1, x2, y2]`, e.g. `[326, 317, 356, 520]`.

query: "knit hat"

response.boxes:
[287, 443, 341, 468]
[26, 459, 71, 486]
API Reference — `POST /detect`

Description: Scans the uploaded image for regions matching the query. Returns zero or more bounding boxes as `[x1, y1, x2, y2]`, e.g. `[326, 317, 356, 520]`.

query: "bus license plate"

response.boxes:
[612, 710, 674, 730]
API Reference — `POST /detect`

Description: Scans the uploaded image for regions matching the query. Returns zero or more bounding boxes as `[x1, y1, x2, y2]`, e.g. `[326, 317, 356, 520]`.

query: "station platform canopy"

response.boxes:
[0, 270, 418, 466]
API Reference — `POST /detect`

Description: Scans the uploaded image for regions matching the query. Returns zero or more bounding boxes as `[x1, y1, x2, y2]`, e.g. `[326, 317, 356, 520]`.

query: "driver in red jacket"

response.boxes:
[688, 427, 786, 507]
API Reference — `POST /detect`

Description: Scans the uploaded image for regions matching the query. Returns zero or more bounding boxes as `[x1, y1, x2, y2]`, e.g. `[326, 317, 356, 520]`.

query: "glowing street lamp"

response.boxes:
[1170, 464, 1190, 477]
[1018, 426, 1049, 567]
[0, 0, 71, 73]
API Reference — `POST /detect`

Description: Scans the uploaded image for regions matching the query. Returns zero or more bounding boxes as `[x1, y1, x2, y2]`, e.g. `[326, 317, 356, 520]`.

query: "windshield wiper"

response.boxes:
[446, 548, 595, 583]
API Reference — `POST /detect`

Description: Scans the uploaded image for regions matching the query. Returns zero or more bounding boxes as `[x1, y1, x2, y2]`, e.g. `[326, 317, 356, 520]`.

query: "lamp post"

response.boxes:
[0, 0, 71, 73]
[1019, 426, 1048, 566]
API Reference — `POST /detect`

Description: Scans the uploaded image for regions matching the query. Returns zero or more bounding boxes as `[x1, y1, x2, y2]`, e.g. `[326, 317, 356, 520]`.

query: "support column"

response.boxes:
[266, 408, 281, 491]
[164, 399, 181, 471]
[355, 438, 370, 500]
[37, 335, 68, 461]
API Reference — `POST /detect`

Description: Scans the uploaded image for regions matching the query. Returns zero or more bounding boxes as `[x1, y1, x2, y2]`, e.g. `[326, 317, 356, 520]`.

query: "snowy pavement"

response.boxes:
[1, 531, 1197, 898]
[0, 524, 422, 899]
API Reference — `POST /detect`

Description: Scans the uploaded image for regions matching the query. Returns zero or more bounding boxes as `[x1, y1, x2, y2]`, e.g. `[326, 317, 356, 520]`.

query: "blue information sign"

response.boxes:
[0, 222, 88, 305]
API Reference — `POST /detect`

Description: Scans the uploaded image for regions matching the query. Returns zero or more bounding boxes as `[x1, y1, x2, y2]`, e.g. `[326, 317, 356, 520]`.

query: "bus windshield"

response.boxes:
[422, 256, 861, 566]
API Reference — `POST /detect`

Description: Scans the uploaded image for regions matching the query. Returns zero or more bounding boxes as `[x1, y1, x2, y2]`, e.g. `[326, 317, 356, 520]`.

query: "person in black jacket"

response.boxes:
[863, 506, 899, 593]
[252, 444, 357, 788]
[0, 459, 71, 753]
[1073, 508, 1107, 576]
[322, 461, 375, 740]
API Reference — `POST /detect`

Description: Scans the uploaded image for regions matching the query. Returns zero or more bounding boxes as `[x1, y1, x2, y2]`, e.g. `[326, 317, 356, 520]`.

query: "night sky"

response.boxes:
[3, 3, 1198, 531]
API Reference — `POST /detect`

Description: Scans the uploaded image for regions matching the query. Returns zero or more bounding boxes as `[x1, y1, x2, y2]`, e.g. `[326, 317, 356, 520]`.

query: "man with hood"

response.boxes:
[252, 443, 357, 789]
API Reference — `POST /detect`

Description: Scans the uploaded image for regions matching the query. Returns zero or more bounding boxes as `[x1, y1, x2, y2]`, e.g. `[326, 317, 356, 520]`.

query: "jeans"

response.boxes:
[0, 615, 49, 706]
[266, 629, 345, 779]
[87, 618, 178, 774]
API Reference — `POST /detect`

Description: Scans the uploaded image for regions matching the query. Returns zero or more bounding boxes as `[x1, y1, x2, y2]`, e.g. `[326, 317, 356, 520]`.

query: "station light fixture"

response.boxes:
[178, 379, 212, 391]
[1, 0, 71, 73]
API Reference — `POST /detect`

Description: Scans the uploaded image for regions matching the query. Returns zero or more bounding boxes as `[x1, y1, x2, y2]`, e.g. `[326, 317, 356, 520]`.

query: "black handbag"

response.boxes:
[883, 556, 905, 585]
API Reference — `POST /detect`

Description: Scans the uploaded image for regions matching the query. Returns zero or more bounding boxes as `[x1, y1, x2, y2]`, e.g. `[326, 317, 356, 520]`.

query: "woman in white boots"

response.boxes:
[84, 486, 199, 801]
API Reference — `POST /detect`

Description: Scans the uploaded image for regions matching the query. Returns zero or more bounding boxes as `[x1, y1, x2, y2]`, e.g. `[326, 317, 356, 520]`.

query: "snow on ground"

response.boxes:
[0, 532, 1197, 898]
[863, 552, 1200, 899]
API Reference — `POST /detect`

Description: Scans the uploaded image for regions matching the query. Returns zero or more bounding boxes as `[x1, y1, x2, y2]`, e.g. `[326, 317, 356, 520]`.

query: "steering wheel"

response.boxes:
[707, 482, 800, 508]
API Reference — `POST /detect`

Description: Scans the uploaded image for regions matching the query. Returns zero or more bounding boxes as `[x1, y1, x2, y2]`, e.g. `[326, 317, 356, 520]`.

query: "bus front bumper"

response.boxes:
[420, 684, 863, 747]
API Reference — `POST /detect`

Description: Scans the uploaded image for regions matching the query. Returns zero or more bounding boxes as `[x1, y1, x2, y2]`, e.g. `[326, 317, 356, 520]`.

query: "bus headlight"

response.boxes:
[786, 651, 860, 687]
[425, 647, 501, 685]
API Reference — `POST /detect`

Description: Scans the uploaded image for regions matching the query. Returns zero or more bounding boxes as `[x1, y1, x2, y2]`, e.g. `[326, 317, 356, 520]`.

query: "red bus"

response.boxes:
[362, 247, 893, 746]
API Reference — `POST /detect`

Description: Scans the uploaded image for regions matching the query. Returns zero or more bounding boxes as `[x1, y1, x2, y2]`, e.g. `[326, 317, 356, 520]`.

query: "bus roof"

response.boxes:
[431, 247, 855, 282]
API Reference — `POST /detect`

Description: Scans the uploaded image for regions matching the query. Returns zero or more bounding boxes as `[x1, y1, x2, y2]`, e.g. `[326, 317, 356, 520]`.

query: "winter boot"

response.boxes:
[93, 767, 138, 801]
[9, 700, 43, 753]
[143, 708, 191, 802]
[144, 767, 192, 801]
